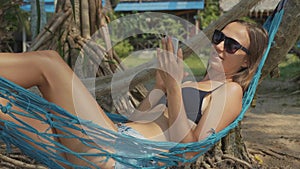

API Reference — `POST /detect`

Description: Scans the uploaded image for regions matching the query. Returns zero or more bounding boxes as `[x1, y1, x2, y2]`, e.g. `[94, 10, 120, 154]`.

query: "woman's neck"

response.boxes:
[203, 68, 233, 83]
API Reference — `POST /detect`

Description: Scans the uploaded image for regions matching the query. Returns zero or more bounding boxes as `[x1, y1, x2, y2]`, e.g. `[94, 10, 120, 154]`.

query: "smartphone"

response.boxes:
[165, 36, 179, 56]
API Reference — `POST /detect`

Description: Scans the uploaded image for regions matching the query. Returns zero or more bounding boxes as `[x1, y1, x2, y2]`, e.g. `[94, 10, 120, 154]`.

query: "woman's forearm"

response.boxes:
[166, 86, 197, 143]
[125, 88, 166, 123]
[136, 88, 165, 112]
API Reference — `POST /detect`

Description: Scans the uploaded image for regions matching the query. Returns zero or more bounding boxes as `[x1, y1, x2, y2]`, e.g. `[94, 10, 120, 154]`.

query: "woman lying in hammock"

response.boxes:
[0, 20, 268, 168]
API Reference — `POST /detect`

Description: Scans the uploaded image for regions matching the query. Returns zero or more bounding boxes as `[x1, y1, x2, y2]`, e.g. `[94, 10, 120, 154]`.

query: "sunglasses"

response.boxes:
[212, 29, 250, 55]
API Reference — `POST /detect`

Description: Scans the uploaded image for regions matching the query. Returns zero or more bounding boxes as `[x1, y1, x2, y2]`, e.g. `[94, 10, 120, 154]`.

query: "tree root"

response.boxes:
[249, 146, 300, 161]
[222, 154, 252, 168]
[0, 153, 47, 169]
[185, 149, 256, 169]
[0, 142, 47, 169]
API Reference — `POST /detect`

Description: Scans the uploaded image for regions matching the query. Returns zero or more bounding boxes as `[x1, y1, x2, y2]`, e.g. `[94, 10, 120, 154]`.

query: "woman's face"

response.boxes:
[208, 22, 250, 77]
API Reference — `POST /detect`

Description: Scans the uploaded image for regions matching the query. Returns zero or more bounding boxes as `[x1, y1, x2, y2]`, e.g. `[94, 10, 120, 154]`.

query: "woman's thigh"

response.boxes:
[0, 51, 53, 88]
[125, 113, 170, 141]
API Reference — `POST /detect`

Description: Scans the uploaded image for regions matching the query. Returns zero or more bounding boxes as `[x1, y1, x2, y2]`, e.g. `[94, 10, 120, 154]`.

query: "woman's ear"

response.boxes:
[241, 59, 248, 68]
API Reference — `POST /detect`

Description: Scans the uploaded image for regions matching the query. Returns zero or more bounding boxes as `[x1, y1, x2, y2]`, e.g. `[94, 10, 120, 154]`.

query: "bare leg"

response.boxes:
[0, 51, 116, 168]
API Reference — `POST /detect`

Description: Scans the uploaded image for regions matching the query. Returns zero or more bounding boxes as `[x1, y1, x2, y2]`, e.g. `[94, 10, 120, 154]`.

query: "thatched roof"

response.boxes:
[220, 0, 281, 17]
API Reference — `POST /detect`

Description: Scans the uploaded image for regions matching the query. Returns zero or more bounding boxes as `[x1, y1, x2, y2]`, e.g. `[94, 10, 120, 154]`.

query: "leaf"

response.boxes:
[254, 154, 263, 164]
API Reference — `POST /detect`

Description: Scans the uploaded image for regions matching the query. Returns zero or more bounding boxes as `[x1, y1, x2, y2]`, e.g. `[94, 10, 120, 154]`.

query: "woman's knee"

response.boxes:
[38, 50, 63, 64]
[31, 50, 68, 85]
[35, 50, 66, 72]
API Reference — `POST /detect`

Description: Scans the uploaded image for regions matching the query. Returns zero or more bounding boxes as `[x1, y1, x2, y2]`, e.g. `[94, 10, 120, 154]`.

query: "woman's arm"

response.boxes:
[127, 60, 168, 122]
[136, 89, 165, 111]
[157, 37, 198, 143]
[165, 86, 198, 143]
[127, 87, 166, 122]
[194, 82, 243, 140]
[136, 70, 166, 112]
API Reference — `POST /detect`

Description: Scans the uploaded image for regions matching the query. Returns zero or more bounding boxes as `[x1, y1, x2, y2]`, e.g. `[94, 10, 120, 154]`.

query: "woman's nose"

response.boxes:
[214, 40, 225, 53]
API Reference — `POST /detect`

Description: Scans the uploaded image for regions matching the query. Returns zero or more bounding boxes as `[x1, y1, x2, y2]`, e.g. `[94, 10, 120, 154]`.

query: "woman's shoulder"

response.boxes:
[182, 81, 198, 88]
[224, 82, 243, 97]
[183, 80, 243, 95]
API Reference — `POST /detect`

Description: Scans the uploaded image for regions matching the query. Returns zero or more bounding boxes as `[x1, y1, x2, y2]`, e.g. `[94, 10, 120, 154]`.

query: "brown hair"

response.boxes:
[222, 20, 269, 92]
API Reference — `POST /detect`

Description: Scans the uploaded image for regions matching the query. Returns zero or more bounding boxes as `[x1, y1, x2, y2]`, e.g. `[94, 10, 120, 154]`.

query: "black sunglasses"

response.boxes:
[212, 30, 250, 55]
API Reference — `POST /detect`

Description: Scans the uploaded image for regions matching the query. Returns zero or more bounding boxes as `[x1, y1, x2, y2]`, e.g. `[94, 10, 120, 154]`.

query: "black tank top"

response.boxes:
[158, 85, 223, 124]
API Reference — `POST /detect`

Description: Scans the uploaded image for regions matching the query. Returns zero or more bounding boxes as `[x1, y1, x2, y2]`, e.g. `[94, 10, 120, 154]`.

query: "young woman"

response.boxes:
[0, 20, 268, 168]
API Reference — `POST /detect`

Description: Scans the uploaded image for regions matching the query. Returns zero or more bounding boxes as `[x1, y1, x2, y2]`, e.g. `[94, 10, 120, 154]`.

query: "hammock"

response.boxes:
[0, 0, 287, 168]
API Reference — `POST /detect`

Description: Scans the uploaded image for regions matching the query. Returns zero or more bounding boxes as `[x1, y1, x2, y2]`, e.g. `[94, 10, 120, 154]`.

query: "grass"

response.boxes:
[278, 54, 300, 80]
[120, 51, 207, 78]
[183, 54, 207, 77]
[120, 50, 156, 68]
[121, 51, 300, 81]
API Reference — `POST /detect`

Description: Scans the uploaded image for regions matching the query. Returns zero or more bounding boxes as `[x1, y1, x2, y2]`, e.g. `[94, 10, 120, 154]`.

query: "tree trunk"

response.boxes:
[261, 0, 300, 79]
[30, 0, 47, 39]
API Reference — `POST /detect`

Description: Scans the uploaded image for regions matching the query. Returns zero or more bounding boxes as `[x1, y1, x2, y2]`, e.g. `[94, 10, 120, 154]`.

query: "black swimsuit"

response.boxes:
[158, 86, 223, 124]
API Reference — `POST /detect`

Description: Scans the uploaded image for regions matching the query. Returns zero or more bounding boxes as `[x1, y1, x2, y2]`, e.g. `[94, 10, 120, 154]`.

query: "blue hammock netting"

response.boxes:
[0, 0, 287, 168]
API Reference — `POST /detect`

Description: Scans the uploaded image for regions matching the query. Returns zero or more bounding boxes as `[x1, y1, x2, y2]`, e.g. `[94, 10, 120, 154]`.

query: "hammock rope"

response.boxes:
[0, 0, 287, 168]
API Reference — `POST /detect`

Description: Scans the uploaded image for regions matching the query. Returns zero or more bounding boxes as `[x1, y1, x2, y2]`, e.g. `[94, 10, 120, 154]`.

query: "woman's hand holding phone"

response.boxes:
[157, 36, 183, 90]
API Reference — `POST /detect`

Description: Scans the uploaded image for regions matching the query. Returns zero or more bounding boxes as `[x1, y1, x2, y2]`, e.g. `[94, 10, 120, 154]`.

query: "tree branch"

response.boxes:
[0, 153, 47, 169]
[80, 0, 91, 38]
[222, 154, 253, 169]
[29, 9, 72, 51]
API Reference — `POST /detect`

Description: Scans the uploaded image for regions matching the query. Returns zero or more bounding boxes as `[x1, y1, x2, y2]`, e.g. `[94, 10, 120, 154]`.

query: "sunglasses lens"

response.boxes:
[212, 30, 224, 44]
[225, 38, 241, 54]
[212, 30, 249, 55]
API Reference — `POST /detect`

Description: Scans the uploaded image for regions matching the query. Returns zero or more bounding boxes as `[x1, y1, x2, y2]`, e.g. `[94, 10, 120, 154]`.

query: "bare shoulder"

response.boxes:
[225, 82, 243, 98]
[181, 81, 198, 88]
[226, 82, 243, 91]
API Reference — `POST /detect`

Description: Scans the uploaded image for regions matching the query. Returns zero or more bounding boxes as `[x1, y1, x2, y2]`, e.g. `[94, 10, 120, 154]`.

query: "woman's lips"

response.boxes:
[209, 54, 222, 64]
[208, 54, 225, 72]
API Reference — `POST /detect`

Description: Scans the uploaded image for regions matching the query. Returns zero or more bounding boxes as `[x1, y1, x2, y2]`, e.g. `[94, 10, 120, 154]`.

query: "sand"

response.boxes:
[242, 79, 300, 169]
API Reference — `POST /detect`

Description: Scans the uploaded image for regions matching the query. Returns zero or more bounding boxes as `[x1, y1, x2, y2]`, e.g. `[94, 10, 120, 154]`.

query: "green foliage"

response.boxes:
[110, 13, 187, 43]
[197, 0, 220, 29]
[279, 54, 300, 80]
[114, 39, 134, 58]
[0, 0, 29, 52]
[239, 16, 257, 24]
[108, 11, 188, 54]
[184, 54, 207, 78]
